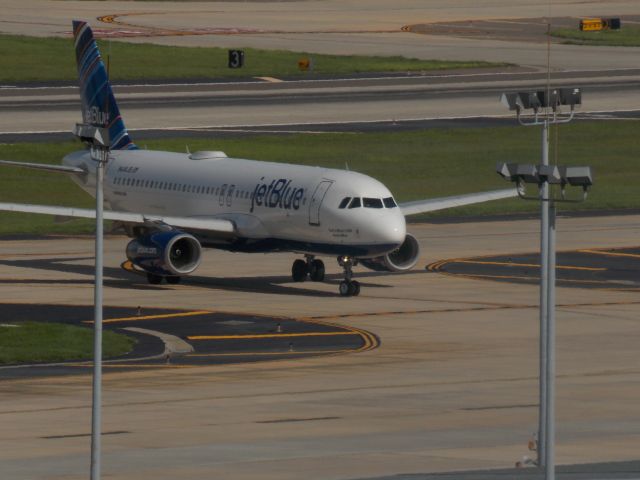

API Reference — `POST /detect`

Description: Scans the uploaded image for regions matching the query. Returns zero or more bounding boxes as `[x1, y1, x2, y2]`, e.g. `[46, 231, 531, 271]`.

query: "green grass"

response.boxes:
[0, 142, 96, 234]
[0, 120, 639, 234]
[0, 34, 503, 83]
[0, 322, 135, 364]
[551, 26, 640, 46]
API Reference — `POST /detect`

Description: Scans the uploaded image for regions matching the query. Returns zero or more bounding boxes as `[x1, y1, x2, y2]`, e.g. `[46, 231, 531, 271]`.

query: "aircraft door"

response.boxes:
[308, 180, 333, 226]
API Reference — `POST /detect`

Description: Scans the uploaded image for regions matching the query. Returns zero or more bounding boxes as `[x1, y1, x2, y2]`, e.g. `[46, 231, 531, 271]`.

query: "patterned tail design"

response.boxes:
[72, 20, 137, 150]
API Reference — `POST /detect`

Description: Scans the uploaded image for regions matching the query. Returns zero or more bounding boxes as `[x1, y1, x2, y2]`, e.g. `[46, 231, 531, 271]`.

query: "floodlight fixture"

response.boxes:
[74, 123, 110, 148]
[497, 162, 592, 201]
[499, 88, 588, 480]
[500, 92, 521, 112]
[538, 165, 562, 184]
[562, 166, 593, 187]
[559, 87, 582, 107]
[496, 162, 539, 183]
[500, 87, 581, 126]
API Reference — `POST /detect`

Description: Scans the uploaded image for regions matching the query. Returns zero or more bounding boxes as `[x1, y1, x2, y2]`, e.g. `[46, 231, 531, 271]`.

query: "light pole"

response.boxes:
[73, 123, 110, 480]
[498, 87, 592, 480]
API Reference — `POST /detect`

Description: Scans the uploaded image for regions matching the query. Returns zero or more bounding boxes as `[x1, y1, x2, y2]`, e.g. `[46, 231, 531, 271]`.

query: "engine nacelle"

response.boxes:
[126, 231, 202, 276]
[359, 233, 420, 272]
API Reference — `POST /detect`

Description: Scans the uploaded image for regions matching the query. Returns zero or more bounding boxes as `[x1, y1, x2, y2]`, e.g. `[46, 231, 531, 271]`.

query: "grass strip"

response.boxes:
[0, 322, 135, 364]
[0, 34, 503, 83]
[0, 120, 638, 235]
[551, 26, 640, 46]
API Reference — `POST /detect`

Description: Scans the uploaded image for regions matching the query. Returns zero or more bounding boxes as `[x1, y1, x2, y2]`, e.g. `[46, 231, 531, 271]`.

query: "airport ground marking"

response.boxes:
[84, 310, 212, 324]
[578, 249, 640, 259]
[187, 331, 360, 341]
[303, 298, 640, 323]
[450, 259, 606, 272]
[186, 349, 352, 357]
[435, 270, 618, 287]
[97, 12, 400, 37]
[295, 316, 378, 352]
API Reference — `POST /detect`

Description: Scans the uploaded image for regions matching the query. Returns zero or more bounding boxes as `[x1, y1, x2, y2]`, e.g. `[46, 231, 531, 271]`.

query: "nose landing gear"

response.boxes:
[338, 256, 360, 297]
[291, 255, 325, 282]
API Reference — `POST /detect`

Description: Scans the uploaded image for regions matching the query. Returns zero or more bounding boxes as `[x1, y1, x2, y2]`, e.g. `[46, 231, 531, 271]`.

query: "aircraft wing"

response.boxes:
[0, 160, 85, 175]
[0, 202, 236, 235]
[399, 188, 517, 216]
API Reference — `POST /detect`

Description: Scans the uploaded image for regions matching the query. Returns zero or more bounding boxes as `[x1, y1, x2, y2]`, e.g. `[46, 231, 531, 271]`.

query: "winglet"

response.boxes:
[72, 20, 137, 150]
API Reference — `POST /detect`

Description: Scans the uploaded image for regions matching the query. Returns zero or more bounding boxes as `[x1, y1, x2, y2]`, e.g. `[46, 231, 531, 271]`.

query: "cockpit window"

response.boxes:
[338, 197, 351, 209]
[363, 197, 383, 209]
[348, 197, 361, 209]
[383, 197, 397, 208]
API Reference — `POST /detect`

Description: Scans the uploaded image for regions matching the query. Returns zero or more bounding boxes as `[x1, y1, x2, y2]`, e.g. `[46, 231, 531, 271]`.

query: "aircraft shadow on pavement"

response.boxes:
[0, 256, 409, 297]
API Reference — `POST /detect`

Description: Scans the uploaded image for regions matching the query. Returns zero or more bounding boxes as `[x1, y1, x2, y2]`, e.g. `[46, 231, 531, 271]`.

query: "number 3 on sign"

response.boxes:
[228, 50, 244, 68]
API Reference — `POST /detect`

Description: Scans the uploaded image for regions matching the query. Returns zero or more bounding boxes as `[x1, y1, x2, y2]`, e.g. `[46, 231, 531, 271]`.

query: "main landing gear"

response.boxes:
[290, 255, 360, 296]
[291, 255, 325, 282]
[338, 256, 360, 297]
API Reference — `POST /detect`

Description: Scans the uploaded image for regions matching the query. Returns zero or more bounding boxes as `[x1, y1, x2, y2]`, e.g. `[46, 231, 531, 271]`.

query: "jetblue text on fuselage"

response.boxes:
[250, 177, 305, 213]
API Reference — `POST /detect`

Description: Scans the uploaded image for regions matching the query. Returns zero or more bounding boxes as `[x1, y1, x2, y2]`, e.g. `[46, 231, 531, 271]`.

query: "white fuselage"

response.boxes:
[63, 149, 406, 258]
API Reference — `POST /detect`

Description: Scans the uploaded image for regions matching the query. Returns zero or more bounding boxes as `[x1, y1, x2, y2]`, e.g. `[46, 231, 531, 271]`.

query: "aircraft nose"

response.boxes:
[379, 210, 406, 246]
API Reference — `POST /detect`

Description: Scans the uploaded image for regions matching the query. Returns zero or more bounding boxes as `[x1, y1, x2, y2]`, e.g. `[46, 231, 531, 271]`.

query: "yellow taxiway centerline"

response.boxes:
[450, 259, 606, 272]
[84, 310, 212, 324]
[187, 331, 359, 341]
[579, 249, 640, 259]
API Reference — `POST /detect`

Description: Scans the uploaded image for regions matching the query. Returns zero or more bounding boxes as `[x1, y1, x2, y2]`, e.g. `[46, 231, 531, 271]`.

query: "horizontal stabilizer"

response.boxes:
[400, 188, 517, 216]
[0, 160, 85, 174]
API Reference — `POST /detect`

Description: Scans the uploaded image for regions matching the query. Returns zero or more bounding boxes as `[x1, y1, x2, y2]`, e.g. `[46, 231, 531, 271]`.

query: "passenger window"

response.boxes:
[383, 197, 397, 208]
[348, 197, 361, 209]
[339, 197, 351, 209]
[363, 198, 383, 208]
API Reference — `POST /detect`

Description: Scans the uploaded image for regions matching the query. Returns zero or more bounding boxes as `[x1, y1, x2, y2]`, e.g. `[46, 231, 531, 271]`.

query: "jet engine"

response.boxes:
[126, 231, 202, 277]
[359, 233, 420, 272]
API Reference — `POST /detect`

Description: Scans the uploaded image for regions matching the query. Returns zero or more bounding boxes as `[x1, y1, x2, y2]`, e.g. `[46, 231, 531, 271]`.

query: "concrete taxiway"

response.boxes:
[2, 0, 640, 70]
[1, 214, 640, 479]
[2, 71, 640, 138]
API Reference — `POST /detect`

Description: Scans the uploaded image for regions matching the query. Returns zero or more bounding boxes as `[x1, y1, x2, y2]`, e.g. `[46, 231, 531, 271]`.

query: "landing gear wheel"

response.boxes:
[166, 276, 181, 285]
[292, 259, 308, 282]
[337, 255, 360, 296]
[349, 280, 360, 296]
[309, 259, 325, 282]
[147, 273, 163, 285]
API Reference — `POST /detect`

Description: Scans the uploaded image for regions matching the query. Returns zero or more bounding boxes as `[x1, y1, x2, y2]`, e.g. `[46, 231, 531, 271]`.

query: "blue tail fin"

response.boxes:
[72, 20, 137, 150]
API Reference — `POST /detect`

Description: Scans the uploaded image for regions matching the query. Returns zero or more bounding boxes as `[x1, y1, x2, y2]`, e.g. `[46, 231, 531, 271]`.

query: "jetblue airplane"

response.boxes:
[0, 21, 516, 296]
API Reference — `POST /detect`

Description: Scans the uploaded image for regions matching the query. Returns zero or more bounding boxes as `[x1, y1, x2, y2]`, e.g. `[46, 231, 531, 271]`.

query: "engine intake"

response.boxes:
[126, 231, 202, 276]
[360, 233, 420, 272]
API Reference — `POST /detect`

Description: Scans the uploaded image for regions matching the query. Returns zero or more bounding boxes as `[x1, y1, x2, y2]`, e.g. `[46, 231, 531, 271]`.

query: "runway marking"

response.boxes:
[427, 246, 640, 291]
[579, 249, 640, 259]
[298, 316, 378, 352]
[95, 13, 401, 38]
[304, 299, 640, 323]
[187, 349, 351, 357]
[449, 259, 606, 272]
[83, 310, 212, 324]
[255, 76, 284, 83]
[187, 331, 359, 340]
[434, 270, 617, 287]
[42, 430, 129, 440]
